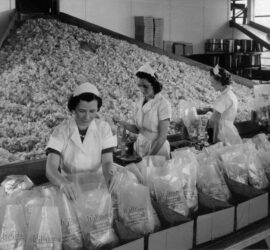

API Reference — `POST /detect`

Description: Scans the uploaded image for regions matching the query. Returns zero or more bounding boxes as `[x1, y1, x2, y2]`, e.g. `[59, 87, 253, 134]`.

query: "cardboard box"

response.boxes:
[148, 221, 194, 250]
[112, 238, 144, 250]
[163, 41, 173, 53]
[195, 193, 235, 245]
[226, 178, 269, 230]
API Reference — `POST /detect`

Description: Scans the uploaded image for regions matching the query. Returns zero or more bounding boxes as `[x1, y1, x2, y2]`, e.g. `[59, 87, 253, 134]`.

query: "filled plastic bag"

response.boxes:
[171, 149, 198, 213]
[148, 160, 189, 217]
[21, 188, 46, 229]
[196, 152, 231, 202]
[244, 141, 269, 189]
[0, 203, 27, 250]
[1, 175, 33, 195]
[177, 100, 200, 138]
[111, 170, 160, 241]
[218, 144, 249, 185]
[55, 192, 83, 250]
[25, 199, 62, 250]
[251, 133, 270, 151]
[74, 183, 118, 250]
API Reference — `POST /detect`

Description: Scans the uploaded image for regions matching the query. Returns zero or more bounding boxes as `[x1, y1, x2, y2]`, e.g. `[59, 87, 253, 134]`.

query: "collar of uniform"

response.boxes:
[140, 93, 162, 112]
[221, 85, 232, 95]
[69, 117, 98, 152]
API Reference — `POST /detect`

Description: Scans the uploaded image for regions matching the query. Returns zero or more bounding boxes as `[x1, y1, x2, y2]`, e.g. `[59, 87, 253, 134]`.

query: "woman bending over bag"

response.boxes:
[45, 82, 117, 200]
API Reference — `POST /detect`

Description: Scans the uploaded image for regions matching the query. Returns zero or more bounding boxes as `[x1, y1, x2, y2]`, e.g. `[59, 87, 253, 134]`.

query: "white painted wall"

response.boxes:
[59, 0, 249, 54]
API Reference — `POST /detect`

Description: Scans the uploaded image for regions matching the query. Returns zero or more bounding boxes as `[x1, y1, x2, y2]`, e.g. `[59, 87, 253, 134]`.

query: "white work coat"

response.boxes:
[213, 86, 242, 145]
[46, 117, 117, 181]
[134, 93, 172, 159]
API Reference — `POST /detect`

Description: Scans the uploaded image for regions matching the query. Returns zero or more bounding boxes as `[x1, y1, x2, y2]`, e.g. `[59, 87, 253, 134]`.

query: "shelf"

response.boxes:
[205, 52, 262, 55]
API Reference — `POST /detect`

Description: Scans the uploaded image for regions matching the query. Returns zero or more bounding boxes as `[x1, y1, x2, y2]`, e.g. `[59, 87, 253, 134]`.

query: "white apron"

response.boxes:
[46, 117, 117, 185]
[213, 87, 242, 145]
[133, 94, 171, 159]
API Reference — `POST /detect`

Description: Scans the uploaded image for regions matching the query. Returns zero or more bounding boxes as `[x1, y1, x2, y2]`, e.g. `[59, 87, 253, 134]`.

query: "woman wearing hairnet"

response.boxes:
[115, 63, 172, 159]
[45, 82, 117, 200]
[207, 65, 242, 145]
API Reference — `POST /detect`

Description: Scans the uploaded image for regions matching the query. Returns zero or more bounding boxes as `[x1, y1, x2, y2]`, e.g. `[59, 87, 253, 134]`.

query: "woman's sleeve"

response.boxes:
[101, 122, 117, 152]
[158, 99, 172, 121]
[214, 96, 232, 114]
[45, 124, 66, 154]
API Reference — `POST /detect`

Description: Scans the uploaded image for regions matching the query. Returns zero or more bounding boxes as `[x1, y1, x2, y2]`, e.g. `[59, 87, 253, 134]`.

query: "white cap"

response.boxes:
[73, 82, 100, 97]
[137, 63, 156, 78]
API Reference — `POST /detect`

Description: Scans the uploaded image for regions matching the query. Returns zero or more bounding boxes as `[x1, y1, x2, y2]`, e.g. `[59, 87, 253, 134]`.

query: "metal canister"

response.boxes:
[246, 39, 253, 52]
[225, 39, 235, 53]
[234, 39, 241, 52]
[241, 39, 248, 52]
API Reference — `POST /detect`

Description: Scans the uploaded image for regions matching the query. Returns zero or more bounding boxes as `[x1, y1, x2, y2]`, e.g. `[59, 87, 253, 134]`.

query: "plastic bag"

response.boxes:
[218, 144, 249, 185]
[197, 152, 231, 202]
[171, 149, 198, 213]
[1, 175, 33, 195]
[251, 133, 270, 151]
[56, 192, 83, 250]
[21, 188, 46, 228]
[177, 100, 200, 138]
[149, 160, 189, 217]
[244, 141, 269, 189]
[111, 171, 160, 241]
[26, 201, 62, 250]
[0, 204, 27, 250]
[74, 183, 118, 250]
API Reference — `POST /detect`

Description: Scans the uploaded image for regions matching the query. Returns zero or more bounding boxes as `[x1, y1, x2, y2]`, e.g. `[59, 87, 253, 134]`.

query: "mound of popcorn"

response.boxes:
[0, 18, 254, 163]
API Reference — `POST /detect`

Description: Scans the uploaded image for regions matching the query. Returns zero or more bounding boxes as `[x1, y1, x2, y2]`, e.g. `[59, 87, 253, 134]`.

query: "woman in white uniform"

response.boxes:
[207, 66, 242, 145]
[46, 82, 117, 200]
[115, 63, 172, 159]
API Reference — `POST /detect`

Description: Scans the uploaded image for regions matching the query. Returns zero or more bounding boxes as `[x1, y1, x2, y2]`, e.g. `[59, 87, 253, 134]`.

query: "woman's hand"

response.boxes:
[60, 181, 78, 201]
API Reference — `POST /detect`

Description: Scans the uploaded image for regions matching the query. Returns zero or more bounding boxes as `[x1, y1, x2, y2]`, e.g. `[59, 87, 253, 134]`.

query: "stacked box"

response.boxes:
[173, 42, 184, 56]
[173, 42, 193, 56]
[163, 40, 173, 53]
[154, 18, 164, 49]
[134, 16, 154, 46]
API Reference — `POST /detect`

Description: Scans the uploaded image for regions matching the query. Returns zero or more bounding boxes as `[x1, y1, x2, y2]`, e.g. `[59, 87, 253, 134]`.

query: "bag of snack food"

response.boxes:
[149, 160, 189, 217]
[111, 170, 160, 241]
[171, 148, 198, 213]
[74, 183, 118, 249]
[0, 204, 27, 250]
[1, 175, 33, 195]
[56, 192, 83, 250]
[26, 201, 62, 250]
[197, 152, 231, 202]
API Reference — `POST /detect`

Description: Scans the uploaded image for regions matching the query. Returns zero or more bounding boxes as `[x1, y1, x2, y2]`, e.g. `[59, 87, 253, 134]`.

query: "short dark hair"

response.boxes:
[136, 71, 163, 94]
[211, 67, 232, 86]
[67, 93, 102, 112]
[219, 68, 232, 86]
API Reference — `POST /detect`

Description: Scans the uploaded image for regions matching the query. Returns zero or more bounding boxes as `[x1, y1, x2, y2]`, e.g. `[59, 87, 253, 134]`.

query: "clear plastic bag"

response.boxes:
[74, 183, 118, 250]
[56, 192, 83, 250]
[0, 204, 27, 250]
[149, 160, 189, 217]
[218, 144, 249, 185]
[197, 152, 231, 202]
[171, 149, 198, 213]
[1, 175, 33, 195]
[26, 201, 62, 250]
[177, 100, 200, 138]
[244, 141, 269, 189]
[111, 171, 160, 241]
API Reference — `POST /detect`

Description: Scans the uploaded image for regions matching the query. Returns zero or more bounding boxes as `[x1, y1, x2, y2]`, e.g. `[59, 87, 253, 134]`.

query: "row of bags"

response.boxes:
[1, 132, 270, 250]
